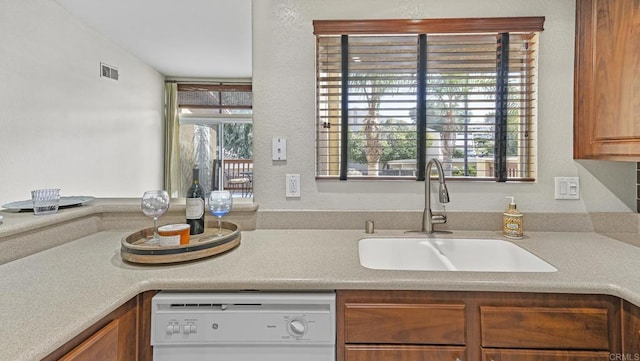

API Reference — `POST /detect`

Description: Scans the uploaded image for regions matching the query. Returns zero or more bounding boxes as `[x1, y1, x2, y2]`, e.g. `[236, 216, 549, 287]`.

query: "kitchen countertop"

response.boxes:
[2, 226, 640, 361]
[0, 198, 259, 239]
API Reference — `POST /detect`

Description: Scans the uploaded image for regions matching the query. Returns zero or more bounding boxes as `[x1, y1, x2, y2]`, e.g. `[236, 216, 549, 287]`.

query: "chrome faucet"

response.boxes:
[422, 158, 450, 233]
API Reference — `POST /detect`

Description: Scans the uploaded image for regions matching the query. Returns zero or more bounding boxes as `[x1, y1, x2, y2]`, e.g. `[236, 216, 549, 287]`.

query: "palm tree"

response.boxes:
[426, 75, 475, 175]
[349, 74, 416, 175]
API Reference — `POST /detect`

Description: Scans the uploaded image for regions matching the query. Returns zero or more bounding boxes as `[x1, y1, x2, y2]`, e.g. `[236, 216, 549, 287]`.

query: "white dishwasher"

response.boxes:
[151, 291, 336, 361]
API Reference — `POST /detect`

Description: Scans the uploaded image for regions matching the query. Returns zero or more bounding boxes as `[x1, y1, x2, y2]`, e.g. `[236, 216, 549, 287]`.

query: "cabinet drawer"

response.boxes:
[482, 349, 610, 361]
[346, 345, 464, 361]
[480, 306, 609, 350]
[344, 303, 465, 345]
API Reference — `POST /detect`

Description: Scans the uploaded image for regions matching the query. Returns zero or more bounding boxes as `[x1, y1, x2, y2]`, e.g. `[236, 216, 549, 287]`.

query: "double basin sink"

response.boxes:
[359, 237, 557, 272]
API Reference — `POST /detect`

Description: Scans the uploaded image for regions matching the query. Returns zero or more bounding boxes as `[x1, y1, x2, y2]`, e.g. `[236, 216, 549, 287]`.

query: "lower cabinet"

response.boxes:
[480, 305, 610, 350]
[39, 290, 640, 361]
[337, 290, 622, 361]
[480, 303, 614, 361]
[346, 345, 465, 361]
[339, 290, 468, 361]
[58, 320, 120, 361]
[343, 302, 465, 345]
[43, 291, 156, 361]
[623, 300, 640, 355]
[481, 349, 610, 361]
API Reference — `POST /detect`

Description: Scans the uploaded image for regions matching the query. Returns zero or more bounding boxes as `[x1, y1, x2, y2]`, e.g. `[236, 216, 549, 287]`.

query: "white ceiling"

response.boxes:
[55, 0, 252, 78]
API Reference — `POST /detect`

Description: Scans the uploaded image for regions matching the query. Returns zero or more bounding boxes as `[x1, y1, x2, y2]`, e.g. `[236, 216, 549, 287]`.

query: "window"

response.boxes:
[314, 17, 544, 181]
[175, 82, 253, 198]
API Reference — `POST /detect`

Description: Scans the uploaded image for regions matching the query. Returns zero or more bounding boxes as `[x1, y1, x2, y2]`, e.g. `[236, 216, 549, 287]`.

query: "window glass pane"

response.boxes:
[175, 82, 253, 198]
[316, 36, 342, 177]
[179, 123, 216, 194]
[347, 36, 418, 177]
[426, 34, 498, 178]
[177, 122, 253, 199]
[315, 25, 538, 181]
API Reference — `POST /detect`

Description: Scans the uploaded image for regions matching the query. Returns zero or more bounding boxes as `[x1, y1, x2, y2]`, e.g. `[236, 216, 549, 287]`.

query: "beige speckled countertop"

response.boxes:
[2, 228, 640, 361]
[3, 200, 640, 361]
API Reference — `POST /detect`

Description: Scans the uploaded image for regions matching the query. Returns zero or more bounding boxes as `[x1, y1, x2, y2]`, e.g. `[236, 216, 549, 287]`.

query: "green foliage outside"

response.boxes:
[348, 122, 437, 165]
[345, 72, 525, 174]
[223, 123, 253, 159]
[452, 164, 477, 176]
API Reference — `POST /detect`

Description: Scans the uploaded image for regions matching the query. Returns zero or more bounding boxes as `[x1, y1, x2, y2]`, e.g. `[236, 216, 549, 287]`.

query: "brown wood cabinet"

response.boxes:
[37, 289, 640, 361]
[339, 291, 467, 361]
[338, 290, 622, 361]
[481, 349, 610, 361]
[58, 320, 120, 361]
[623, 300, 640, 355]
[574, 0, 640, 160]
[344, 303, 465, 345]
[43, 291, 156, 361]
[346, 345, 465, 361]
[480, 306, 610, 350]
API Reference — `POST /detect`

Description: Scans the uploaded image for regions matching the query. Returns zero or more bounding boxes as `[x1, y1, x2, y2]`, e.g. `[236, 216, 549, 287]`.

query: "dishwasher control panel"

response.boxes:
[151, 292, 336, 346]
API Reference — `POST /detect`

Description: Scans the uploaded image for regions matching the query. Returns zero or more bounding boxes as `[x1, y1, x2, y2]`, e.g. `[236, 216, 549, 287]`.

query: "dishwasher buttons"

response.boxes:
[183, 322, 197, 335]
[166, 322, 197, 335]
[166, 323, 181, 335]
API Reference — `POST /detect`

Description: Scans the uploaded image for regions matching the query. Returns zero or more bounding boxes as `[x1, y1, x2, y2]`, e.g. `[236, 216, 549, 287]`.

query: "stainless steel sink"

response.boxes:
[358, 237, 557, 272]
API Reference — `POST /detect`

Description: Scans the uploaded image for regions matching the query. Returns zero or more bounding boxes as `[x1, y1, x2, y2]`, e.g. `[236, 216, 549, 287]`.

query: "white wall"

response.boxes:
[0, 0, 634, 214]
[251, 0, 636, 213]
[0, 0, 165, 205]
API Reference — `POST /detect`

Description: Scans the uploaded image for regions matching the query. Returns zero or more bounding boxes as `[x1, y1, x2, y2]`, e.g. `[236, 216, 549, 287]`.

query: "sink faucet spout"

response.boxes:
[422, 158, 450, 233]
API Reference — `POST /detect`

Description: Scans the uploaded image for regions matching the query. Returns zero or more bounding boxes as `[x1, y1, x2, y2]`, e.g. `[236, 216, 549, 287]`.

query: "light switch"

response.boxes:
[272, 137, 287, 161]
[554, 177, 580, 200]
[569, 181, 578, 195]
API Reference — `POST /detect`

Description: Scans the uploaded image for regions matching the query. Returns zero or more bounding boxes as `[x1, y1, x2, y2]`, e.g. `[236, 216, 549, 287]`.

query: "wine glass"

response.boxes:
[141, 190, 170, 244]
[208, 191, 232, 236]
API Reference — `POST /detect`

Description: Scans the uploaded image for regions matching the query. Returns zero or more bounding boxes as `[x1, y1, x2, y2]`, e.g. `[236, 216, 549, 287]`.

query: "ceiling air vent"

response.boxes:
[100, 62, 119, 80]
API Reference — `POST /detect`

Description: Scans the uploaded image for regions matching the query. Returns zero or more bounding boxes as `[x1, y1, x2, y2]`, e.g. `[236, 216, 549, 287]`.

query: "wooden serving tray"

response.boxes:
[120, 221, 240, 264]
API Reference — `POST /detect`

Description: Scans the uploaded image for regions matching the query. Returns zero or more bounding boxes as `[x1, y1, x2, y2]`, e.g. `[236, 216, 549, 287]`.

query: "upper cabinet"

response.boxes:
[574, 0, 640, 160]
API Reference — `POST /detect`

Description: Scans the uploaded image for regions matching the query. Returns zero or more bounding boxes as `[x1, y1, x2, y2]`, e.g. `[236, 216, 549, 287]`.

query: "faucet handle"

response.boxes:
[432, 205, 447, 224]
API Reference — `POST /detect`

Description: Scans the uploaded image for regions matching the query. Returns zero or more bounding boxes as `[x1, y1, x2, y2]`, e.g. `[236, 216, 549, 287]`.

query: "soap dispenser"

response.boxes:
[503, 196, 523, 239]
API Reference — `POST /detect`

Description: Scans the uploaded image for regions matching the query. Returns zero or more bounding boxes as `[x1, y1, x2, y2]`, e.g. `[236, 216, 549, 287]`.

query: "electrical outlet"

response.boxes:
[286, 174, 300, 198]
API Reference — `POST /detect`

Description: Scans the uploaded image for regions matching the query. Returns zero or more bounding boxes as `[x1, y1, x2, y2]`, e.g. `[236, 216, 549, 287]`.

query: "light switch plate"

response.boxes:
[272, 137, 287, 161]
[554, 177, 580, 200]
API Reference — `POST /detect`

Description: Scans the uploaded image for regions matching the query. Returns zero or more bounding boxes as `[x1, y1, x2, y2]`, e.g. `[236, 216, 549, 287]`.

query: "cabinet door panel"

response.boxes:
[592, 0, 640, 141]
[43, 296, 139, 361]
[346, 345, 464, 361]
[480, 306, 609, 350]
[344, 303, 465, 345]
[482, 349, 610, 361]
[574, 0, 640, 159]
[59, 320, 119, 361]
[623, 300, 640, 354]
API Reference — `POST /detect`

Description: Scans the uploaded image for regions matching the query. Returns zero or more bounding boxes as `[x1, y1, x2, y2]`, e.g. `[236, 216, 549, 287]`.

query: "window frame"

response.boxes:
[174, 81, 254, 197]
[313, 17, 544, 182]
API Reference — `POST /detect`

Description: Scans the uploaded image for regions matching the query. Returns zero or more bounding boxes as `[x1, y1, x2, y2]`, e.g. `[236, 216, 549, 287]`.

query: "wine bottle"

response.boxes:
[185, 166, 205, 235]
